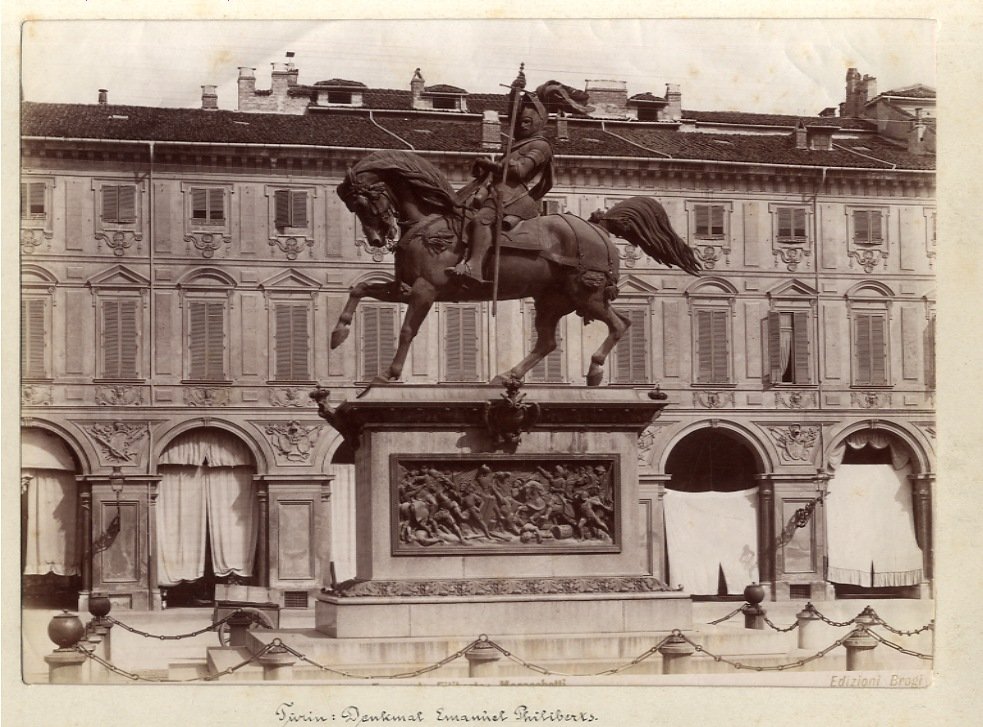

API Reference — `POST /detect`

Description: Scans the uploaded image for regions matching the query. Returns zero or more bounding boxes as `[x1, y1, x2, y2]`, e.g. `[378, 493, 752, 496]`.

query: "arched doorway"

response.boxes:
[22, 428, 83, 608]
[663, 428, 762, 596]
[825, 429, 924, 598]
[156, 428, 258, 607]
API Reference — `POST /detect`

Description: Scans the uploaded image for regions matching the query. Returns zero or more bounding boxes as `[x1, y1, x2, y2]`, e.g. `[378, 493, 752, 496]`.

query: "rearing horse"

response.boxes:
[332, 150, 700, 387]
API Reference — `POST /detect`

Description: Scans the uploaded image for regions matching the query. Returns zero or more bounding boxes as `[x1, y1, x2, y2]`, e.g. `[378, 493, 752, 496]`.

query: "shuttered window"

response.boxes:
[695, 308, 730, 384]
[191, 187, 225, 224]
[541, 199, 565, 215]
[854, 312, 889, 386]
[777, 207, 807, 240]
[21, 298, 48, 379]
[853, 210, 884, 245]
[188, 299, 226, 380]
[101, 299, 140, 379]
[527, 319, 565, 383]
[924, 315, 936, 390]
[274, 190, 309, 229]
[766, 310, 811, 384]
[21, 181, 46, 217]
[612, 307, 649, 384]
[694, 204, 725, 238]
[360, 304, 397, 380]
[444, 304, 481, 382]
[274, 302, 311, 381]
[101, 185, 137, 224]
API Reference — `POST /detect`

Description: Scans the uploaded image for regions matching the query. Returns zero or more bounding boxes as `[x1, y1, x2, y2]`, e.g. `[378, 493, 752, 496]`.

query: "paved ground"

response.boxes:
[21, 597, 935, 683]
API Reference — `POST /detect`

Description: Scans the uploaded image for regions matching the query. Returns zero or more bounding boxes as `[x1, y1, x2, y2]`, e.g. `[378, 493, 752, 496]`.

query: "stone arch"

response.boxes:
[151, 418, 269, 474]
[314, 429, 349, 470]
[685, 275, 739, 297]
[845, 280, 895, 299]
[825, 419, 931, 474]
[658, 419, 774, 475]
[22, 419, 93, 474]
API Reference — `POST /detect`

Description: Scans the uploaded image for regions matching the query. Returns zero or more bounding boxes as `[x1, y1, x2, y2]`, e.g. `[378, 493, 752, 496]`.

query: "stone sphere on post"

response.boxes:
[88, 593, 112, 621]
[48, 611, 86, 650]
[743, 582, 766, 606]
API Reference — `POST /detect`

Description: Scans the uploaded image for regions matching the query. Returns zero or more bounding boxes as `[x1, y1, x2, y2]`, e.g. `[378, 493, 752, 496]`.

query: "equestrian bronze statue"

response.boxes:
[332, 75, 701, 388]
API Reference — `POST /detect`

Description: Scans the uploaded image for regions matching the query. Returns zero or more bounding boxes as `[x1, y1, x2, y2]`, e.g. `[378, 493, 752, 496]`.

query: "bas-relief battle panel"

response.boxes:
[390, 455, 621, 556]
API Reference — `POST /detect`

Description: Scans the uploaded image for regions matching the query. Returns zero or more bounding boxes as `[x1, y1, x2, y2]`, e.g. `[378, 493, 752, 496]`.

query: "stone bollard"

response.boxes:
[82, 631, 104, 683]
[259, 642, 297, 681]
[226, 610, 256, 649]
[742, 583, 767, 630]
[88, 592, 113, 663]
[45, 611, 88, 684]
[843, 627, 878, 671]
[797, 603, 823, 650]
[466, 637, 502, 678]
[659, 633, 696, 675]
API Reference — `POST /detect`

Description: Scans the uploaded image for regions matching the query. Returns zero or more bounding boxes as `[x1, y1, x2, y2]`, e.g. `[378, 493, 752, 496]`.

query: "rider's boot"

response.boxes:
[447, 221, 492, 283]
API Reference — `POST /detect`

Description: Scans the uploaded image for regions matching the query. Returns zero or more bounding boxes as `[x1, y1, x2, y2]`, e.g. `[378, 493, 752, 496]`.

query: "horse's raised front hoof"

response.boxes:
[330, 326, 350, 350]
[356, 375, 400, 399]
[488, 374, 508, 387]
[585, 368, 603, 387]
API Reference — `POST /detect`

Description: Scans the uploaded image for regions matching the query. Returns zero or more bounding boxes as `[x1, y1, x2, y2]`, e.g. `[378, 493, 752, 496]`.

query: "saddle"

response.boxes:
[498, 214, 617, 274]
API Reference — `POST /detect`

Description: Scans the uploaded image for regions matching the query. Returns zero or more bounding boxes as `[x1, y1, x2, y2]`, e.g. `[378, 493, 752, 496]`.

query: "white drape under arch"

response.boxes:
[156, 430, 257, 586]
[825, 431, 923, 587]
[23, 468, 79, 576]
[663, 488, 759, 594]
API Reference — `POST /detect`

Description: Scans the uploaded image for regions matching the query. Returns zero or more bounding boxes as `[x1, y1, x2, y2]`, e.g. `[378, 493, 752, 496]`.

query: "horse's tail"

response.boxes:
[590, 197, 702, 276]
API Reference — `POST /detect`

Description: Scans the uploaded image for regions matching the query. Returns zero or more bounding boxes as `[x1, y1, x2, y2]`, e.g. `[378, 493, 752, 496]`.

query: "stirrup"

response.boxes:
[447, 262, 485, 283]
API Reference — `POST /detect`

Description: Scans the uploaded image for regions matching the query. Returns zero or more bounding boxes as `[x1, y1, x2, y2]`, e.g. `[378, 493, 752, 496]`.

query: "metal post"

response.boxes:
[466, 638, 502, 678]
[659, 634, 696, 675]
[796, 603, 823, 650]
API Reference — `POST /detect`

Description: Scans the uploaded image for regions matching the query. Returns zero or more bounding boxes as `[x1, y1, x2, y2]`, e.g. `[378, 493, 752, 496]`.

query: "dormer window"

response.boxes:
[326, 91, 353, 105]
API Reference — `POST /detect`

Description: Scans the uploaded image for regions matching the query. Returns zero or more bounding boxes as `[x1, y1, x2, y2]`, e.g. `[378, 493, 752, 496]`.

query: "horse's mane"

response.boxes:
[340, 150, 459, 213]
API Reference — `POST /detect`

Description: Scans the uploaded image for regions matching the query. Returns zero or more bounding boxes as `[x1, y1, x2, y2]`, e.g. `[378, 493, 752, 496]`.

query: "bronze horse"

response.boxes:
[332, 150, 700, 387]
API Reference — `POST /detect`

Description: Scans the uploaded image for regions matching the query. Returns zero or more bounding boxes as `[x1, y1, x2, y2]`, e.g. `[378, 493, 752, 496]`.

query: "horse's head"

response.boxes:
[337, 169, 399, 248]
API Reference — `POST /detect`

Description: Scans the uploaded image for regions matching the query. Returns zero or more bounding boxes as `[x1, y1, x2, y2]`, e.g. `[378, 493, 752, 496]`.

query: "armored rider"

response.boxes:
[448, 74, 555, 284]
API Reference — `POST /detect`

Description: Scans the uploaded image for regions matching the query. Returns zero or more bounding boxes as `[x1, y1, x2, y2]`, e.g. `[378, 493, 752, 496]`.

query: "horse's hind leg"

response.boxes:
[495, 292, 574, 383]
[583, 297, 630, 387]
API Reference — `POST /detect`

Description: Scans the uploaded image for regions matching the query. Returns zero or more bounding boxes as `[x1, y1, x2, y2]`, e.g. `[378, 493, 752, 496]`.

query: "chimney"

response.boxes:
[98, 88, 108, 105]
[411, 68, 425, 109]
[556, 112, 569, 141]
[793, 120, 807, 149]
[908, 107, 928, 155]
[271, 62, 290, 101]
[237, 67, 256, 110]
[585, 79, 628, 119]
[861, 74, 877, 106]
[481, 109, 501, 150]
[663, 83, 682, 122]
[844, 67, 862, 117]
[285, 51, 298, 86]
[201, 85, 218, 110]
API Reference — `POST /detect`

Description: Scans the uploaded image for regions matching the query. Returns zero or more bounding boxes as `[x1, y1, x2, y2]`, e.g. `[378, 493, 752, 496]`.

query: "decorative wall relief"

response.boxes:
[851, 391, 891, 409]
[184, 387, 231, 407]
[21, 228, 51, 254]
[269, 387, 312, 407]
[693, 390, 735, 409]
[484, 375, 540, 452]
[776, 390, 818, 409]
[616, 240, 642, 269]
[767, 424, 820, 463]
[84, 422, 148, 464]
[354, 235, 396, 263]
[185, 231, 231, 259]
[96, 230, 142, 257]
[773, 242, 811, 272]
[329, 574, 671, 597]
[263, 420, 323, 463]
[692, 242, 730, 270]
[392, 455, 620, 555]
[268, 236, 314, 261]
[96, 385, 144, 406]
[22, 385, 53, 406]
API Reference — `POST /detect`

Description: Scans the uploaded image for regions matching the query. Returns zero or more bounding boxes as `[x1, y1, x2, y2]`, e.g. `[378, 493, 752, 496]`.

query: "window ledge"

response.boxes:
[181, 379, 232, 386]
[93, 378, 146, 384]
[690, 382, 737, 389]
[768, 383, 817, 390]
[849, 384, 894, 390]
[266, 380, 317, 386]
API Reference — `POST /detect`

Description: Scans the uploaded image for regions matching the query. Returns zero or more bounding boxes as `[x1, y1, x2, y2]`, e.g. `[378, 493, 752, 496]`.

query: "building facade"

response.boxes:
[20, 62, 935, 610]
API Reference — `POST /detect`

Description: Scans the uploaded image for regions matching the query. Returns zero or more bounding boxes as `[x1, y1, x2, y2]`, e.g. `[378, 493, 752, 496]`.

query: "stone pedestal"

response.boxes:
[316, 385, 692, 638]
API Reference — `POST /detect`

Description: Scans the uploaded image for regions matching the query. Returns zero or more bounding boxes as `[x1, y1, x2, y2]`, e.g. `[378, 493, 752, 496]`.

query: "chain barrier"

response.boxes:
[762, 615, 799, 633]
[706, 605, 745, 625]
[75, 639, 279, 683]
[276, 638, 481, 680]
[678, 631, 853, 672]
[484, 634, 674, 677]
[874, 618, 935, 637]
[106, 610, 245, 640]
[867, 629, 934, 661]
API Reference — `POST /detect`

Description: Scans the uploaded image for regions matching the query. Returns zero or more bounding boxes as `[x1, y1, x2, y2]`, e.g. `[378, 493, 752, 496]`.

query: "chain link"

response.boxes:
[76, 640, 278, 682]
[276, 638, 481, 680]
[678, 632, 853, 672]
[706, 606, 745, 625]
[867, 629, 934, 660]
[763, 615, 800, 633]
[106, 610, 245, 640]
[484, 634, 674, 677]
[806, 606, 857, 628]
[874, 618, 935, 637]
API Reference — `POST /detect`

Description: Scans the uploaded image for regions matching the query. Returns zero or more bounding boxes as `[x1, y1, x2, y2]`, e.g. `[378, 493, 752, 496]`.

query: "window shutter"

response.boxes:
[612, 308, 647, 383]
[793, 208, 807, 237]
[118, 185, 136, 223]
[189, 301, 207, 379]
[20, 182, 26, 217]
[22, 182, 45, 216]
[22, 299, 47, 378]
[189, 300, 225, 380]
[209, 188, 224, 222]
[529, 320, 564, 383]
[118, 300, 139, 378]
[291, 305, 310, 380]
[275, 303, 310, 381]
[192, 188, 208, 219]
[854, 210, 869, 243]
[711, 205, 725, 236]
[695, 205, 709, 236]
[696, 309, 713, 383]
[275, 190, 290, 227]
[870, 212, 883, 242]
[925, 316, 936, 389]
[459, 306, 479, 381]
[777, 208, 792, 239]
[792, 310, 811, 384]
[445, 306, 462, 381]
[291, 191, 308, 228]
[869, 314, 887, 385]
[855, 313, 872, 384]
[767, 310, 782, 383]
[274, 304, 292, 380]
[710, 309, 729, 382]
[101, 185, 118, 223]
[102, 300, 120, 377]
[362, 305, 396, 379]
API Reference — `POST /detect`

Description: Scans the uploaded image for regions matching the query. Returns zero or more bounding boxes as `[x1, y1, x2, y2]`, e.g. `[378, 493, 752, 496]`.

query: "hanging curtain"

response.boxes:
[328, 465, 357, 583]
[663, 488, 759, 594]
[828, 430, 911, 471]
[158, 429, 254, 467]
[778, 314, 793, 376]
[206, 467, 257, 578]
[156, 465, 208, 586]
[826, 464, 922, 587]
[23, 468, 79, 576]
[22, 429, 78, 470]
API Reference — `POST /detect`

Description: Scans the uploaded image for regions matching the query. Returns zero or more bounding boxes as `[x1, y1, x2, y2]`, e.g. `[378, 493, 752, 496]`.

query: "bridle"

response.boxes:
[343, 168, 400, 244]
